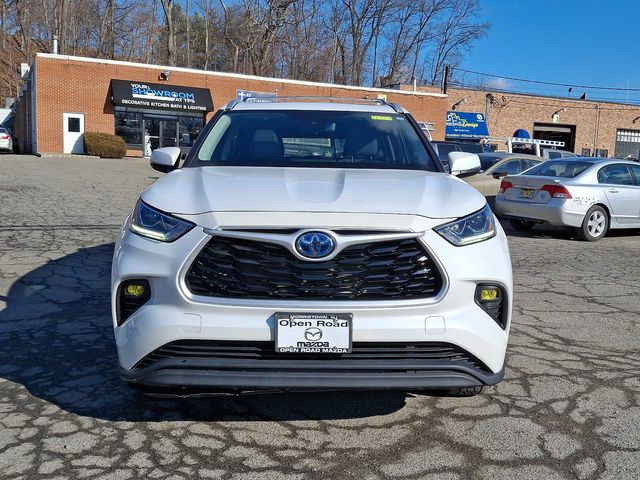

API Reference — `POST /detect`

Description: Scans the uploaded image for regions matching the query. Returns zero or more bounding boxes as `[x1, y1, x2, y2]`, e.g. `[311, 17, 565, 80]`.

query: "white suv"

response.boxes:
[112, 98, 512, 396]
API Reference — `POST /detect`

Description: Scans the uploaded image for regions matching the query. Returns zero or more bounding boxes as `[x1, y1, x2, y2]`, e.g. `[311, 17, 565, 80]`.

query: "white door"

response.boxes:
[63, 113, 85, 154]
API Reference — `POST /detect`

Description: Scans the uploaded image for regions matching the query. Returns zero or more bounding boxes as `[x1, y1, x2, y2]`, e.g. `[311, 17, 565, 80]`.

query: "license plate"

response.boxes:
[519, 188, 535, 199]
[275, 313, 352, 353]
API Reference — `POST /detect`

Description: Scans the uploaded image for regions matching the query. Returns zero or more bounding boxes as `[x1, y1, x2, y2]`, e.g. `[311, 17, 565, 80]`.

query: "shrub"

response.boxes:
[84, 132, 127, 158]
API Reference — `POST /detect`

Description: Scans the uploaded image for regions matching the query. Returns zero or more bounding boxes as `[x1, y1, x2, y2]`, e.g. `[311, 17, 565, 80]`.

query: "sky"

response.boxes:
[460, 0, 640, 103]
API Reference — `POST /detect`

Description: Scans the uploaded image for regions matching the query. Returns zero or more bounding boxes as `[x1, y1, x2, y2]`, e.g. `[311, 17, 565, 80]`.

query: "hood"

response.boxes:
[141, 166, 486, 219]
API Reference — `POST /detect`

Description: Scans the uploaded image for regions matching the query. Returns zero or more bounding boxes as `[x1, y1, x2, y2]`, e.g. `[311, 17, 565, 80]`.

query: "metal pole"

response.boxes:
[593, 104, 600, 156]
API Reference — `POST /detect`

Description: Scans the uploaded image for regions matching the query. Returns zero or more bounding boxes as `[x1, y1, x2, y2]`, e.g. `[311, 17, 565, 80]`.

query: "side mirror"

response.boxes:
[150, 147, 181, 173]
[448, 151, 481, 177]
[492, 170, 507, 179]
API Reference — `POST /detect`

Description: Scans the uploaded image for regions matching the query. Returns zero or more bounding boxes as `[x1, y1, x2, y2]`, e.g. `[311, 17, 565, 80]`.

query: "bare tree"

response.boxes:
[160, 0, 176, 65]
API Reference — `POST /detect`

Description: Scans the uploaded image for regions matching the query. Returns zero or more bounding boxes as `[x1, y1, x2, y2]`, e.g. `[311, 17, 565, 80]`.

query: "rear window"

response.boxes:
[523, 160, 593, 178]
[190, 110, 438, 171]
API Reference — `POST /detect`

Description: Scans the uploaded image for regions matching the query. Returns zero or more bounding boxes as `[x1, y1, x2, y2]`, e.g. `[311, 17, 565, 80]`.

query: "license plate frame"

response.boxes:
[275, 313, 352, 354]
[519, 188, 535, 199]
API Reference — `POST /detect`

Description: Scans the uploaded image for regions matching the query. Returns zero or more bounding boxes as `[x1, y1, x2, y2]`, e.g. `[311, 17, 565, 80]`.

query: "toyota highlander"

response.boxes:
[112, 97, 513, 396]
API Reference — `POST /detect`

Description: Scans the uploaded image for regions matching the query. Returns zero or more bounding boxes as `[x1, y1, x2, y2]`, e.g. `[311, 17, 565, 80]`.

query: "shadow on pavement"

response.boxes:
[0, 243, 409, 421]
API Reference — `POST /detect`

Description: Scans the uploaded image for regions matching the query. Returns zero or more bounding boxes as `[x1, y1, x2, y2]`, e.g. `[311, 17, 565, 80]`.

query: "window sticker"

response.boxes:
[371, 115, 393, 121]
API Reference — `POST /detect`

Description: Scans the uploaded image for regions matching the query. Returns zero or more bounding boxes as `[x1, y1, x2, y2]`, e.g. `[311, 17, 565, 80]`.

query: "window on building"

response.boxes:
[68, 117, 80, 133]
[115, 108, 143, 146]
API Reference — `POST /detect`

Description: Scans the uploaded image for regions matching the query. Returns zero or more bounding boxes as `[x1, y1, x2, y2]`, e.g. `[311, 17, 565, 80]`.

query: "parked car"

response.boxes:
[112, 97, 513, 397]
[0, 127, 13, 153]
[431, 141, 460, 172]
[540, 148, 577, 159]
[495, 158, 640, 241]
[465, 153, 543, 203]
[432, 141, 485, 172]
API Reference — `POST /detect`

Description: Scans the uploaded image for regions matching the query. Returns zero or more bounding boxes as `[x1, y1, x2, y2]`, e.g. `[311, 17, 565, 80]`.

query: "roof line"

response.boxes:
[35, 53, 447, 99]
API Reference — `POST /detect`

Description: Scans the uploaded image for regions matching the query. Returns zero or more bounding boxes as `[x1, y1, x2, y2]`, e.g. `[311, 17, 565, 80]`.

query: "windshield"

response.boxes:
[189, 110, 438, 171]
[523, 160, 593, 178]
[478, 154, 503, 170]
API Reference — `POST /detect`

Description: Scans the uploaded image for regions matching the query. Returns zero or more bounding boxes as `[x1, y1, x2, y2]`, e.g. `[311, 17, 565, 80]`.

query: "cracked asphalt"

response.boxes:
[0, 154, 639, 479]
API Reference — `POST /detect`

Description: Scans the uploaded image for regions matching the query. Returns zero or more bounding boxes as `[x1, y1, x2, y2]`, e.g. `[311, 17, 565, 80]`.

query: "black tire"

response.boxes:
[447, 386, 484, 397]
[509, 219, 536, 232]
[577, 205, 608, 241]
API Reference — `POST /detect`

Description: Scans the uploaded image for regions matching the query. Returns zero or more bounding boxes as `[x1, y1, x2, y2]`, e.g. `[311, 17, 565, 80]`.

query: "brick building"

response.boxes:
[13, 53, 447, 156]
[406, 85, 640, 158]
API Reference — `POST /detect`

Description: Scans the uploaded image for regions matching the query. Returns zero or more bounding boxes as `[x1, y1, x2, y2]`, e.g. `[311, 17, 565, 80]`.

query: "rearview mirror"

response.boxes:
[448, 152, 481, 177]
[150, 147, 181, 173]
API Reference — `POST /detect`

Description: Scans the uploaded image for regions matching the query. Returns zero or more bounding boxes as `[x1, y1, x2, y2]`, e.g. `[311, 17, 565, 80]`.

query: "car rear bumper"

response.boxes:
[495, 196, 585, 227]
[119, 340, 505, 392]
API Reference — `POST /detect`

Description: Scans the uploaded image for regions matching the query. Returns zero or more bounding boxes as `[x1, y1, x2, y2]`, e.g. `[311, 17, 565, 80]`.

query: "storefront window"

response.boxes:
[115, 108, 143, 146]
[115, 106, 205, 151]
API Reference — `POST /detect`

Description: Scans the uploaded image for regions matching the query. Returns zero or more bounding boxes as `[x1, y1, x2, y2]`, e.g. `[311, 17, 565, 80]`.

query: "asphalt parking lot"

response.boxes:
[1, 154, 639, 480]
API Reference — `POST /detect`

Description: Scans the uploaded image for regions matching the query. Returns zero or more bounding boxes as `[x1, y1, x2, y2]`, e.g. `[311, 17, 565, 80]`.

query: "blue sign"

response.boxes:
[445, 111, 489, 139]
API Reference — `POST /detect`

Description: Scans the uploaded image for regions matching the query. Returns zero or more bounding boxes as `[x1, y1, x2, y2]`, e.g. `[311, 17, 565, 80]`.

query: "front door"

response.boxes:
[598, 164, 640, 225]
[144, 117, 178, 151]
[63, 113, 85, 154]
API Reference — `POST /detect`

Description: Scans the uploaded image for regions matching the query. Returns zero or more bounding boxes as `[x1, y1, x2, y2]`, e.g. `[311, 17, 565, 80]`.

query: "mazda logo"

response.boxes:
[304, 327, 323, 341]
[295, 232, 335, 259]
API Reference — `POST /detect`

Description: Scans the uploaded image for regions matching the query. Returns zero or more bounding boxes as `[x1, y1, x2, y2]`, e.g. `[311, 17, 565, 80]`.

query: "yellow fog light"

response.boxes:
[480, 288, 499, 301]
[125, 284, 146, 297]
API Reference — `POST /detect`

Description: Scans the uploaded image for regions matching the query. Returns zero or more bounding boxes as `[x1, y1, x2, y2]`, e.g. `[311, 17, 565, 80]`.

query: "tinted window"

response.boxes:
[525, 161, 594, 178]
[522, 159, 541, 170]
[456, 143, 484, 154]
[494, 159, 523, 175]
[630, 165, 640, 184]
[433, 143, 458, 160]
[597, 164, 634, 185]
[192, 111, 438, 171]
[478, 154, 503, 170]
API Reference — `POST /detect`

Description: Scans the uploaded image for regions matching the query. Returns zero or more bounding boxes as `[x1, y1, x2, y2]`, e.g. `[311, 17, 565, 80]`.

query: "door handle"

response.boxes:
[608, 188, 619, 193]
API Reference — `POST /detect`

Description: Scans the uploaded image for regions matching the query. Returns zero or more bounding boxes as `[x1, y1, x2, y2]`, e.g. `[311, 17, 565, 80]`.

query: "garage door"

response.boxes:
[615, 129, 640, 159]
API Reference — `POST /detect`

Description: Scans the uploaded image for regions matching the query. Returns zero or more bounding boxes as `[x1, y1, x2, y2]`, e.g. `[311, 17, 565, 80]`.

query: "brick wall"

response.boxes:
[412, 85, 640, 155]
[30, 55, 448, 154]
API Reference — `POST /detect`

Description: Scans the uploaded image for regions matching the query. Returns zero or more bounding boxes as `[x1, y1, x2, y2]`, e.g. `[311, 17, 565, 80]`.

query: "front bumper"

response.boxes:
[120, 340, 505, 391]
[112, 215, 513, 391]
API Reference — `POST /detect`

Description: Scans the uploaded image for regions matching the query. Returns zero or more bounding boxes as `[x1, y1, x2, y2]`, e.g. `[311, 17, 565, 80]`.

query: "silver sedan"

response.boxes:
[495, 158, 640, 241]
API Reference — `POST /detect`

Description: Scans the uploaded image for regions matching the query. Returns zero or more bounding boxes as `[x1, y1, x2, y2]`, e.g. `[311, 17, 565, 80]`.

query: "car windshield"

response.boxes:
[478, 154, 503, 170]
[456, 143, 484, 154]
[523, 160, 593, 178]
[190, 110, 438, 171]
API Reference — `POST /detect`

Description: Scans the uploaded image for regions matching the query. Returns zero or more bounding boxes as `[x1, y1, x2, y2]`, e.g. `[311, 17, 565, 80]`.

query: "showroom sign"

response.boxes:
[445, 111, 489, 139]
[111, 80, 214, 112]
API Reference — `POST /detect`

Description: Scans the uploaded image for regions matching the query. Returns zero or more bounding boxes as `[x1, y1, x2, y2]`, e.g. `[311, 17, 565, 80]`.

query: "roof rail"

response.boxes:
[224, 95, 398, 110]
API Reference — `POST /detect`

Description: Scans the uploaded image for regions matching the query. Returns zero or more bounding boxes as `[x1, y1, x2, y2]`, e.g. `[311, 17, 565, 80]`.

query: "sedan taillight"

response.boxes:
[541, 184, 572, 199]
[498, 180, 513, 194]
[0, 135, 9, 140]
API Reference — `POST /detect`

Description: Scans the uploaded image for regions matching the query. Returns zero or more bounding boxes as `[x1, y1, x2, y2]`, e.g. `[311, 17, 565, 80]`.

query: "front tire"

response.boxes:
[577, 205, 608, 241]
[509, 219, 536, 232]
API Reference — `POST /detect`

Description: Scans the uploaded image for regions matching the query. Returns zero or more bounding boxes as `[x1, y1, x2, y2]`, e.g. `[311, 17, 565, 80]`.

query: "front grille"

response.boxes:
[134, 340, 490, 373]
[185, 236, 444, 300]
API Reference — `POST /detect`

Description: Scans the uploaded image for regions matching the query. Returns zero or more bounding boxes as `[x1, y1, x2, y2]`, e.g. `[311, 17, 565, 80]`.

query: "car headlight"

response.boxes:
[129, 200, 195, 242]
[435, 204, 496, 246]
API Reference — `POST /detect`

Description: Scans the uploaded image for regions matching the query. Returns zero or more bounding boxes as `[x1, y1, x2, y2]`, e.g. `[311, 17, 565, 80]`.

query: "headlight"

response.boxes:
[435, 204, 496, 246]
[129, 200, 195, 242]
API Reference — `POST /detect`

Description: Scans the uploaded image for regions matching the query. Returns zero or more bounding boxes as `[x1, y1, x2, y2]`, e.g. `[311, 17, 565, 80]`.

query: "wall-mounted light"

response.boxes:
[159, 70, 171, 81]
[552, 107, 566, 123]
[451, 98, 467, 111]
[633, 115, 640, 124]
